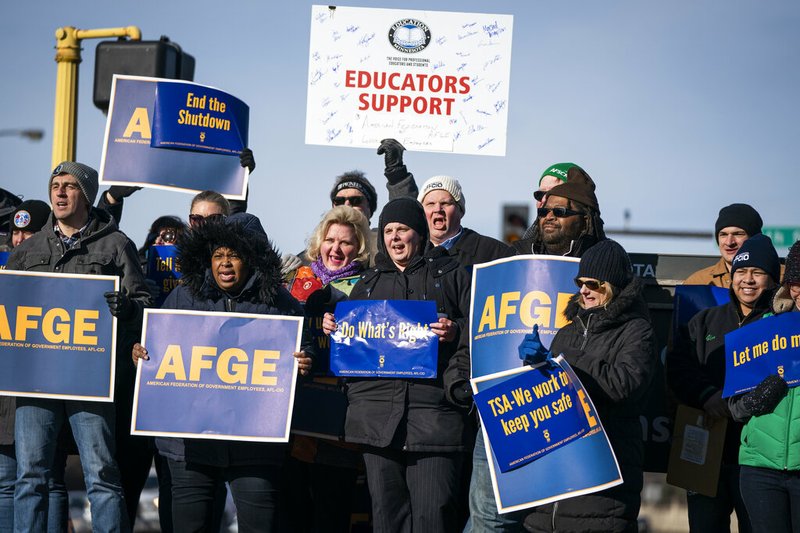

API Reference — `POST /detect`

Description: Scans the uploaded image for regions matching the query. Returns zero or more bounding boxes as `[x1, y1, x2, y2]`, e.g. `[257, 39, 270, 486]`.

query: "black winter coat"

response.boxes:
[155, 222, 304, 467]
[524, 277, 657, 533]
[343, 248, 472, 452]
[666, 289, 774, 464]
[425, 226, 515, 269]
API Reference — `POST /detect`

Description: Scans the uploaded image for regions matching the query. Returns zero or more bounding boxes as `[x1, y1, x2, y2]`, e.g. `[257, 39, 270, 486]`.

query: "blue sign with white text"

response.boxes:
[0, 271, 117, 401]
[132, 309, 303, 442]
[330, 300, 438, 378]
[100, 75, 249, 199]
[152, 82, 249, 155]
[0, 251, 9, 269]
[474, 362, 593, 472]
[722, 312, 800, 398]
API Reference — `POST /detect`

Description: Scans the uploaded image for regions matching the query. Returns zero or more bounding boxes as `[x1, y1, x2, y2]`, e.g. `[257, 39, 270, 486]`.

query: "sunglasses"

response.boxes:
[333, 195, 365, 207]
[574, 278, 604, 291]
[538, 207, 585, 218]
[156, 229, 177, 244]
[188, 213, 226, 228]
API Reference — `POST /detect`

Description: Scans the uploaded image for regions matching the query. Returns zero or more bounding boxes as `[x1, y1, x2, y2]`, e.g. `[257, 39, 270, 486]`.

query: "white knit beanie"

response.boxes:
[417, 175, 465, 214]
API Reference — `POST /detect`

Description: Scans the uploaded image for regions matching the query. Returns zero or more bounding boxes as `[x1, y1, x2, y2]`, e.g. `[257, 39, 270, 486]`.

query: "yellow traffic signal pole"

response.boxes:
[52, 25, 141, 168]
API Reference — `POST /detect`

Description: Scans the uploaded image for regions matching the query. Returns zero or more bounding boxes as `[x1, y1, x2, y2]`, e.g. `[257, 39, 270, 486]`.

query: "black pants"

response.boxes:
[362, 447, 463, 533]
[168, 459, 282, 533]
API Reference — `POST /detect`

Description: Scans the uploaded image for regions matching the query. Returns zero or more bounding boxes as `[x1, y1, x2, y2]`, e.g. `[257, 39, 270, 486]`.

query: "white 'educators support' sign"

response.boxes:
[305, 5, 513, 156]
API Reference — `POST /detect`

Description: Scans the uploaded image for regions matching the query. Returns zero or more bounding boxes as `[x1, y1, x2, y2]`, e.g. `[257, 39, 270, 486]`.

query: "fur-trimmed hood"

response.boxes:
[176, 214, 283, 305]
[772, 285, 799, 315]
[563, 276, 649, 331]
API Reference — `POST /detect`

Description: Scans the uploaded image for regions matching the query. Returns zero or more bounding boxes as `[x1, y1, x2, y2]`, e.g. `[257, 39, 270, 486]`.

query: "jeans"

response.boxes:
[14, 398, 128, 533]
[740, 465, 800, 533]
[464, 430, 525, 532]
[168, 458, 282, 533]
[687, 463, 750, 533]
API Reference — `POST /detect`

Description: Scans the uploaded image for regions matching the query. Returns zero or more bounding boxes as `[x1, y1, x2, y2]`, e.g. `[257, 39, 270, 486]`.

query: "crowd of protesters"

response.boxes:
[0, 140, 797, 533]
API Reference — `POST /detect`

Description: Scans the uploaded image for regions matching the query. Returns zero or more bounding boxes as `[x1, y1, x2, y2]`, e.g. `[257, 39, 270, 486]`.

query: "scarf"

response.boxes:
[311, 256, 362, 286]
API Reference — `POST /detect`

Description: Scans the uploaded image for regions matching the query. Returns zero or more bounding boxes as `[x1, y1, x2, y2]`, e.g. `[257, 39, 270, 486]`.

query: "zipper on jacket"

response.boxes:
[784, 390, 794, 470]
[551, 500, 559, 532]
[577, 314, 592, 351]
[225, 298, 234, 313]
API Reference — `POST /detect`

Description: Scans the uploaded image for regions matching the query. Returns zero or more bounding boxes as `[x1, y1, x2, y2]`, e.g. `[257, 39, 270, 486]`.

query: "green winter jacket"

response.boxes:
[737, 293, 800, 470]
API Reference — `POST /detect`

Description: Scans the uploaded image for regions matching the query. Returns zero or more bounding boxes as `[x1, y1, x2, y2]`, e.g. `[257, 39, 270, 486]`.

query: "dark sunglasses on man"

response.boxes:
[333, 195, 365, 207]
[537, 206, 585, 218]
[188, 213, 226, 228]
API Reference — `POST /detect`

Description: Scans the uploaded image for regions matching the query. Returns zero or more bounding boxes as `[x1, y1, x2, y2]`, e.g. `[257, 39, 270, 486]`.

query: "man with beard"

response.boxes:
[512, 166, 606, 257]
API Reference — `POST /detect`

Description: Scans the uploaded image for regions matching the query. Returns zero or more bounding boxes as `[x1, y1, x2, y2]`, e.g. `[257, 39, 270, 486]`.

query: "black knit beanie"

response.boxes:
[714, 203, 763, 242]
[577, 239, 633, 290]
[10, 200, 51, 234]
[782, 240, 800, 285]
[329, 171, 378, 217]
[731, 233, 780, 283]
[378, 197, 429, 246]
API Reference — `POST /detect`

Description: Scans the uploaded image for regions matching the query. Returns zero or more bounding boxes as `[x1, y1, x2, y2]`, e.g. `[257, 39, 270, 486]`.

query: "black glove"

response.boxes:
[104, 291, 135, 321]
[450, 381, 473, 406]
[240, 148, 256, 173]
[742, 374, 788, 417]
[107, 186, 142, 202]
[377, 138, 405, 170]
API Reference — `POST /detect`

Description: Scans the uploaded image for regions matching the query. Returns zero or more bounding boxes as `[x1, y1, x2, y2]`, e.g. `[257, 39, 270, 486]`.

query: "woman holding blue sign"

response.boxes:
[284, 205, 371, 532]
[727, 239, 799, 533]
[323, 197, 473, 533]
[521, 240, 657, 533]
[133, 212, 309, 532]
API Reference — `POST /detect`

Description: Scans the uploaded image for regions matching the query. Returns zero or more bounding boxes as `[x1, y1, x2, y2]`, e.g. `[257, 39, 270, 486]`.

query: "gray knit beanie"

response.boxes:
[49, 161, 99, 206]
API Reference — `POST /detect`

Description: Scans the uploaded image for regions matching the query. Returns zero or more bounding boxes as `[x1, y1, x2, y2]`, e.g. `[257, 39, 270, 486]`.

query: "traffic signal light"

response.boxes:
[93, 36, 194, 112]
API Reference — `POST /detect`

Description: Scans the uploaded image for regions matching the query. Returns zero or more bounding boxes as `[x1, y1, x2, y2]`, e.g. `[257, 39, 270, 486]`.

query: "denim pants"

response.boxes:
[740, 465, 800, 533]
[464, 430, 525, 532]
[14, 398, 128, 533]
[1, 443, 70, 533]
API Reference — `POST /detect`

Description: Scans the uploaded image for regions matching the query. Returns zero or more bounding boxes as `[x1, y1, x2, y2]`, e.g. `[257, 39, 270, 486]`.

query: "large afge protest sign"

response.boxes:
[469, 256, 622, 513]
[0, 271, 118, 402]
[99, 75, 250, 199]
[131, 309, 303, 442]
[306, 5, 513, 156]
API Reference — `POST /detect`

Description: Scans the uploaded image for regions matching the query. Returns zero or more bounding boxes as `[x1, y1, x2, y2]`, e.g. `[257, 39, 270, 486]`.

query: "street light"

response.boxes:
[0, 129, 45, 141]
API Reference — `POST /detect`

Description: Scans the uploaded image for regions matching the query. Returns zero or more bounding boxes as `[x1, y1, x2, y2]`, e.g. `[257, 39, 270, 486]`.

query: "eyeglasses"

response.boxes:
[574, 278, 604, 291]
[333, 195, 365, 207]
[155, 229, 177, 244]
[189, 213, 226, 228]
[538, 207, 585, 218]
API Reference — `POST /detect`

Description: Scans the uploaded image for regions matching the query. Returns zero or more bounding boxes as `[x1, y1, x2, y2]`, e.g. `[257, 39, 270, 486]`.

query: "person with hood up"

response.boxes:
[521, 239, 657, 533]
[132, 212, 309, 532]
[322, 197, 473, 533]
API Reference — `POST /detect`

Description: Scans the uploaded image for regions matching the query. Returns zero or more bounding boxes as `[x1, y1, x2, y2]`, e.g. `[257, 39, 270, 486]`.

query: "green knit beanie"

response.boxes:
[539, 162, 576, 186]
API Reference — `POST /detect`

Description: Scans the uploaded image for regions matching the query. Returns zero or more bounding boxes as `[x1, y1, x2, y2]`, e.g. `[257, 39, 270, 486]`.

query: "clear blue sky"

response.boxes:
[2, 1, 798, 256]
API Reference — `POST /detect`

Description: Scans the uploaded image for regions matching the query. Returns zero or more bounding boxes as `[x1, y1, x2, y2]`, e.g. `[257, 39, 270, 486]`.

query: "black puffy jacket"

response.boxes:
[524, 277, 657, 533]
[343, 247, 472, 452]
[155, 217, 304, 467]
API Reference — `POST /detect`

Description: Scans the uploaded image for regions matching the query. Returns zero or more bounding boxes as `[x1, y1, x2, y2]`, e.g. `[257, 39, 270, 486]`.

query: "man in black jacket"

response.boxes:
[7, 161, 151, 532]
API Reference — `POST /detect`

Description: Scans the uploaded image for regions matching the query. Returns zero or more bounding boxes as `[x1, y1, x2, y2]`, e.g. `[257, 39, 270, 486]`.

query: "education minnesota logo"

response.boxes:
[388, 18, 431, 53]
